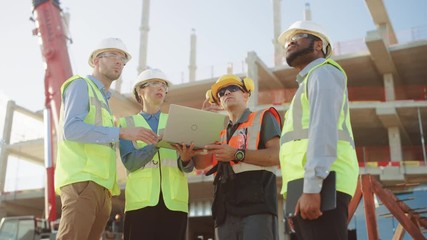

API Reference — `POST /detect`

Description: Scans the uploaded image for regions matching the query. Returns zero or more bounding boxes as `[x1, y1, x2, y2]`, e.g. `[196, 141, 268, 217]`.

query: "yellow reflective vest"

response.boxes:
[279, 59, 359, 198]
[55, 75, 120, 196]
[118, 113, 189, 213]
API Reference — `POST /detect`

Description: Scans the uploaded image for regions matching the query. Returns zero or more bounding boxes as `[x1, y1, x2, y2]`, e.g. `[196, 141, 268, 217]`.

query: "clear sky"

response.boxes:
[1, 0, 426, 112]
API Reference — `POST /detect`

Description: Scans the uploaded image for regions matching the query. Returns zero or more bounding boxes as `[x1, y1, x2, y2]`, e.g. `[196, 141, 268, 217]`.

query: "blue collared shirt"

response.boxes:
[62, 75, 119, 143]
[297, 58, 346, 194]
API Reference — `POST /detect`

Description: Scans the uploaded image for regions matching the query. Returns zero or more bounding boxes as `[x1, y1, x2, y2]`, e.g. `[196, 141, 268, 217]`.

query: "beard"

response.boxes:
[285, 40, 315, 66]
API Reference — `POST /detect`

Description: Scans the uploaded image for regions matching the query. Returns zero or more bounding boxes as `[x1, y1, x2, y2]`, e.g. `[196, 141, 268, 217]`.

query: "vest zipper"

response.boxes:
[157, 150, 162, 195]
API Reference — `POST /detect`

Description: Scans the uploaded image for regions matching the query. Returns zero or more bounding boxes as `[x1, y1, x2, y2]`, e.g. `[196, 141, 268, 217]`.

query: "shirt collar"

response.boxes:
[296, 58, 326, 83]
[227, 108, 251, 128]
[140, 110, 161, 121]
[87, 75, 112, 100]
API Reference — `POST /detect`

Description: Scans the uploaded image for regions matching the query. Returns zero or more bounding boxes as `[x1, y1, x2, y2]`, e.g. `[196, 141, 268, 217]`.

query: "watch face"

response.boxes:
[236, 150, 244, 161]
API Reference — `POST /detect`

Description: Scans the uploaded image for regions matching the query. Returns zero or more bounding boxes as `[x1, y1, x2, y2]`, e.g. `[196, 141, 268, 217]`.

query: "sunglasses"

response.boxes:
[140, 81, 169, 92]
[217, 85, 243, 98]
[97, 52, 128, 65]
[285, 33, 320, 46]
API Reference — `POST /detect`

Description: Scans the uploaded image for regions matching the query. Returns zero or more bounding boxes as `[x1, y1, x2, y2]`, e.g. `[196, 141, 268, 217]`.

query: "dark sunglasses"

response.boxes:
[217, 85, 243, 98]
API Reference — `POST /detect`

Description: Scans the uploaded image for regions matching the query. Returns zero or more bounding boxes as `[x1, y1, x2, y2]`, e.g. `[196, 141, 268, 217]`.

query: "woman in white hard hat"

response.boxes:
[118, 68, 196, 240]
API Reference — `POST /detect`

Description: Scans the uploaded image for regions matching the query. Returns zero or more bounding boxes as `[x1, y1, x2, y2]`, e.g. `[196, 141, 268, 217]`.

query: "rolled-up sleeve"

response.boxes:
[119, 139, 158, 172]
[63, 79, 119, 143]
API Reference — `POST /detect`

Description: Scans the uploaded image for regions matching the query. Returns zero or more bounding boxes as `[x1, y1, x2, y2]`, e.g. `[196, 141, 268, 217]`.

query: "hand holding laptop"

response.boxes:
[156, 104, 227, 150]
[172, 143, 206, 161]
[203, 143, 234, 162]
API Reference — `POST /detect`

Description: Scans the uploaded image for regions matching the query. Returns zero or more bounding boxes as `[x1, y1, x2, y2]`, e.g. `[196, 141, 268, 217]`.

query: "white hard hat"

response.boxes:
[133, 68, 172, 91]
[88, 38, 132, 67]
[278, 20, 333, 58]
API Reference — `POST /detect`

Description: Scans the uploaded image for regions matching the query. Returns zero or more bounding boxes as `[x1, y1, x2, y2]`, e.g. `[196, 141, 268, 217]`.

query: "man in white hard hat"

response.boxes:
[195, 74, 282, 240]
[278, 21, 359, 240]
[118, 68, 197, 240]
[55, 38, 160, 240]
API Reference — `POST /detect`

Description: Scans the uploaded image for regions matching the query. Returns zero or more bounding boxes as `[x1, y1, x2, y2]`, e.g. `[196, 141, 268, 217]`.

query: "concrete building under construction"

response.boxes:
[0, 0, 426, 239]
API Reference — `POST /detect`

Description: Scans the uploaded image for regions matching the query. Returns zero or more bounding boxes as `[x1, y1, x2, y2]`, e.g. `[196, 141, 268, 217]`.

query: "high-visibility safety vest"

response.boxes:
[211, 108, 281, 221]
[214, 108, 281, 173]
[55, 75, 120, 196]
[279, 59, 359, 198]
[118, 113, 189, 213]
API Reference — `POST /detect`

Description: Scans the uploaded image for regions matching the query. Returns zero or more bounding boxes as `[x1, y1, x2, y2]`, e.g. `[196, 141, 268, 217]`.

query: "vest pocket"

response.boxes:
[127, 173, 152, 202]
[85, 144, 113, 179]
[169, 171, 188, 202]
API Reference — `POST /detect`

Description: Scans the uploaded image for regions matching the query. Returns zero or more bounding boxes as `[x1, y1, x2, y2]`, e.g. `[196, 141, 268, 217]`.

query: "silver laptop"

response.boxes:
[156, 104, 227, 149]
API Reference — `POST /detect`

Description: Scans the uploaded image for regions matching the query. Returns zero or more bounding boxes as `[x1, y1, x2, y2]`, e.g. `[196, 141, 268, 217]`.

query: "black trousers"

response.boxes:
[292, 192, 351, 240]
[123, 193, 187, 240]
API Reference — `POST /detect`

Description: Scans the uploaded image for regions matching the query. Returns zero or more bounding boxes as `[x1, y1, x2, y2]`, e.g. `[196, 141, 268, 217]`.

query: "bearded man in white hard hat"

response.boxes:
[117, 68, 197, 240]
[278, 21, 359, 240]
[55, 38, 160, 240]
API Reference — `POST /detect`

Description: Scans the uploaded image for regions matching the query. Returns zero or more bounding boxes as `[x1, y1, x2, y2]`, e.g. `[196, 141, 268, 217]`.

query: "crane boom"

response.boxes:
[32, 0, 73, 222]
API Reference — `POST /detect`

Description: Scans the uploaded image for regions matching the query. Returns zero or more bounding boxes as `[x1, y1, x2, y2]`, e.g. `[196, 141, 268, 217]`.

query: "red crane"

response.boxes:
[31, 0, 73, 222]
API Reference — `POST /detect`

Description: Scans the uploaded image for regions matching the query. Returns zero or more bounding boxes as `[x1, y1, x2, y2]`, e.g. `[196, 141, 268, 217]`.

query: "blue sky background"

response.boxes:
[1, 0, 426, 112]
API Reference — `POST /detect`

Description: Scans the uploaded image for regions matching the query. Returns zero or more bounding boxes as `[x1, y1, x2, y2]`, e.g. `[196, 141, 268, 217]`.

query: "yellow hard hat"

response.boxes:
[209, 74, 254, 104]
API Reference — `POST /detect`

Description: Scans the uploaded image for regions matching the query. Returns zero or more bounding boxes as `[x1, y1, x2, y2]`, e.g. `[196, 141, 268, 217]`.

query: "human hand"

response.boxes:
[201, 98, 223, 112]
[119, 127, 159, 144]
[295, 193, 322, 220]
[204, 143, 235, 162]
[173, 143, 197, 161]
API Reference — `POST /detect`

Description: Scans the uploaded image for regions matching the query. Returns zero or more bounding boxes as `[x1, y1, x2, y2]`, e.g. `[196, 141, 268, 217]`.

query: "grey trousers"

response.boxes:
[216, 213, 278, 240]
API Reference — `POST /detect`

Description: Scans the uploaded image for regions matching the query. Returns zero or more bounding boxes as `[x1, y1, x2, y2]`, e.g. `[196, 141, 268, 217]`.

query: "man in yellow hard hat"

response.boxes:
[196, 74, 282, 240]
[278, 20, 359, 240]
[55, 38, 159, 240]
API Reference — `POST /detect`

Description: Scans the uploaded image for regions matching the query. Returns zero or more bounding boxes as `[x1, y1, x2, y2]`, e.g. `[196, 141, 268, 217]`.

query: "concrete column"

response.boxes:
[304, 3, 312, 21]
[0, 100, 15, 193]
[272, 0, 283, 66]
[246, 52, 259, 109]
[188, 29, 197, 82]
[380, 126, 405, 181]
[137, 0, 150, 73]
[377, 23, 390, 46]
[388, 127, 402, 162]
[383, 73, 395, 101]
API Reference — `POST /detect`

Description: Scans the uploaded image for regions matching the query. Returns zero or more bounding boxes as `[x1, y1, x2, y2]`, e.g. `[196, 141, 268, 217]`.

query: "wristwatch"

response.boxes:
[234, 149, 245, 162]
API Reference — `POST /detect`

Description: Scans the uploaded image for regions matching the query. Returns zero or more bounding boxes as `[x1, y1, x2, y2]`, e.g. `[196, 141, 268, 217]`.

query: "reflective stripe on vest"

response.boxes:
[123, 115, 176, 168]
[55, 75, 119, 196]
[280, 59, 354, 148]
[119, 113, 188, 213]
[219, 108, 280, 174]
[279, 59, 359, 197]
